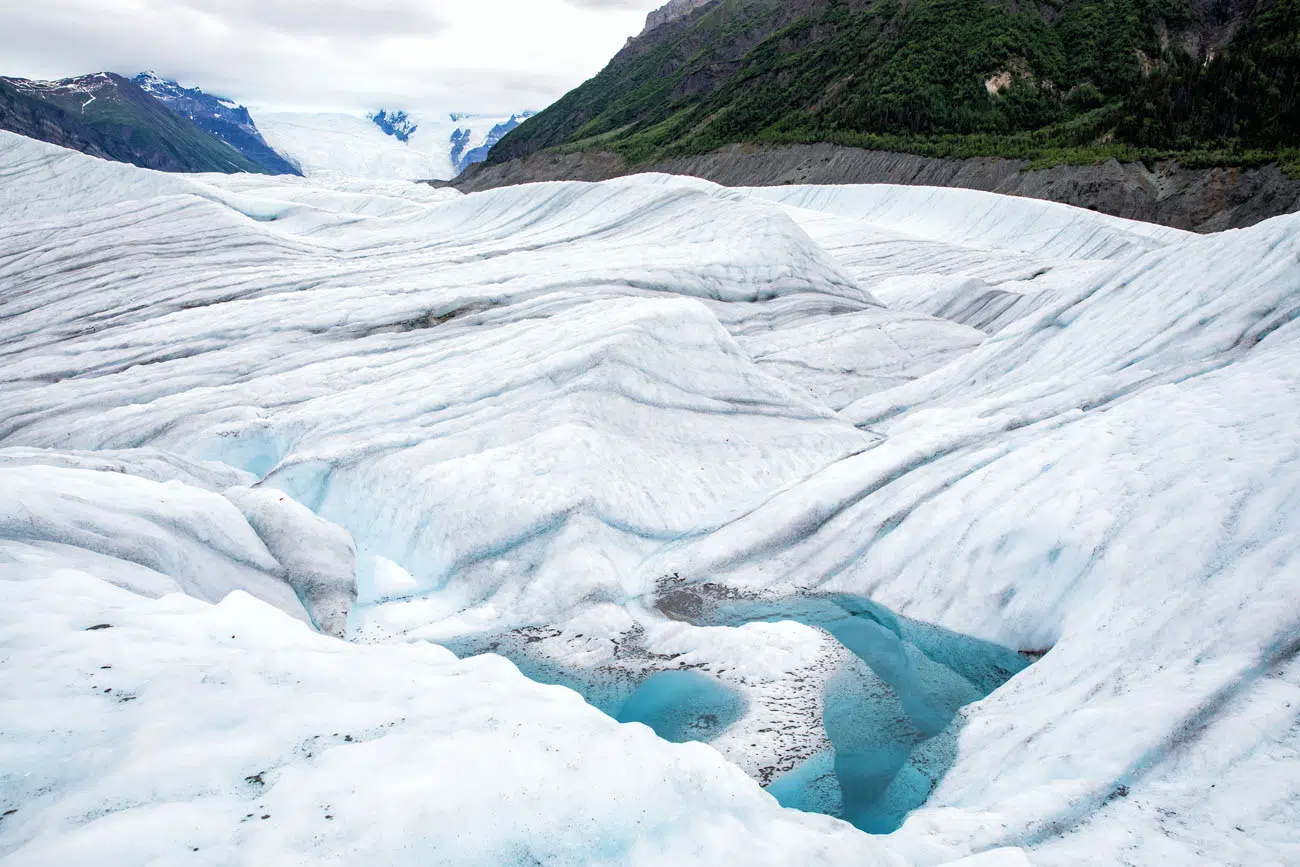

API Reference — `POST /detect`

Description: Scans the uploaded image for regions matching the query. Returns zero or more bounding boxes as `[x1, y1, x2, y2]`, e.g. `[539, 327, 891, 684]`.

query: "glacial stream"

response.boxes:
[456, 591, 1032, 835]
[705, 594, 1031, 833]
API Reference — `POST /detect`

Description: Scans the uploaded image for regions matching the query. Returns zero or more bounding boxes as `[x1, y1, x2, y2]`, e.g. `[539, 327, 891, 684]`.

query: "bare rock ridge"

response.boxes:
[450, 144, 1300, 232]
[641, 0, 717, 35]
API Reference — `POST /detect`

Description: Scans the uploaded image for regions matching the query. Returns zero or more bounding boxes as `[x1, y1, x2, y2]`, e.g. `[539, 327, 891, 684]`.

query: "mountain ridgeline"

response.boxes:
[133, 72, 301, 175]
[0, 73, 295, 175]
[488, 0, 1299, 170]
[0, 73, 301, 175]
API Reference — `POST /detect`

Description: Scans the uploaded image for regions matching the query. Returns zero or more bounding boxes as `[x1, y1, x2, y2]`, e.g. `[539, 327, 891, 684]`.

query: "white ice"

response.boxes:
[1, 130, 1297, 866]
[0, 572, 896, 866]
[255, 111, 524, 181]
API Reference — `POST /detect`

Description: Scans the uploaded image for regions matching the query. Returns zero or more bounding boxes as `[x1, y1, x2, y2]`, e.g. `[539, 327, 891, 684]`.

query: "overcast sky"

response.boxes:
[1, 1, 663, 115]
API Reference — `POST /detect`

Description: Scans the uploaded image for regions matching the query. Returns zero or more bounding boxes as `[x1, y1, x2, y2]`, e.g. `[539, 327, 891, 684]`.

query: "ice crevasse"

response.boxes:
[0, 130, 1297, 866]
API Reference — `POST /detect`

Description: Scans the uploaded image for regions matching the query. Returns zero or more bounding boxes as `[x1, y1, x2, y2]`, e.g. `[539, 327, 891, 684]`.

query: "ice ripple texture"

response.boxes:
[1, 130, 1297, 867]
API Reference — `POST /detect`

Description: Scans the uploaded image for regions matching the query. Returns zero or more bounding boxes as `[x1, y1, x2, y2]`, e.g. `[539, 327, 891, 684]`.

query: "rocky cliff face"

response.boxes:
[640, 0, 716, 35]
[451, 142, 1300, 232]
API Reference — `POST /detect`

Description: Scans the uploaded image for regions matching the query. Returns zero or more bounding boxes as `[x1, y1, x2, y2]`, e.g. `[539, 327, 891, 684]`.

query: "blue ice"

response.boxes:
[615, 669, 749, 743]
[709, 594, 1031, 833]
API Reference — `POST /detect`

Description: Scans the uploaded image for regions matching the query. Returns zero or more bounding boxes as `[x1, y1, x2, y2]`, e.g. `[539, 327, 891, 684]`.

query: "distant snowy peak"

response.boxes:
[131, 72, 300, 176]
[134, 72, 255, 136]
[449, 112, 536, 173]
[5, 71, 118, 100]
[3, 72, 146, 118]
[372, 109, 535, 164]
[370, 109, 419, 142]
[0, 71, 282, 174]
[257, 110, 535, 181]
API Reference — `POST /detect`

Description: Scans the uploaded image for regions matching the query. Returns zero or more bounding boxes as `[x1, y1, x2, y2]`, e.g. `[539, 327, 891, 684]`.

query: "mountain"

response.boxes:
[0, 72, 279, 174]
[453, 139, 1300, 231]
[641, 0, 715, 35]
[448, 112, 536, 173]
[370, 109, 419, 142]
[488, 0, 1300, 172]
[256, 110, 534, 180]
[132, 72, 300, 175]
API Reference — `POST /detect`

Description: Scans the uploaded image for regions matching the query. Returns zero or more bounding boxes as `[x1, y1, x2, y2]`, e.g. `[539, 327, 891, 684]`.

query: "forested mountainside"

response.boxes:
[489, 0, 1300, 172]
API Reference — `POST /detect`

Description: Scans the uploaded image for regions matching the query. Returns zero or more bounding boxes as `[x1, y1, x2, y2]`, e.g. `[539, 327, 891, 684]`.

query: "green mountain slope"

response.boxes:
[0, 73, 274, 174]
[490, 0, 1299, 170]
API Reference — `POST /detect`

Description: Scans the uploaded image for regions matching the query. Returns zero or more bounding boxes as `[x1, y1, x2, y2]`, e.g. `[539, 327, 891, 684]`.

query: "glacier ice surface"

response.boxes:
[1, 130, 1298, 866]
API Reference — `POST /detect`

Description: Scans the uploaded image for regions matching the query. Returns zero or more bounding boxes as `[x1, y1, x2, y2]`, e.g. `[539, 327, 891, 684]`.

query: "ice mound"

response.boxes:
[639, 204, 1300, 863]
[2, 131, 1298, 866]
[0, 570, 900, 867]
[747, 183, 1190, 336]
[0, 463, 309, 620]
[747, 183, 1188, 260]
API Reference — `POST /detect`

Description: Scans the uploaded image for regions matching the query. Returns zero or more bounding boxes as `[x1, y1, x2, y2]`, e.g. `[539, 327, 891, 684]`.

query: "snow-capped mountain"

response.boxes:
[133, 72, 300, 175]
[255, 110, 533, 181]
[449, 112, 535, 173]
[1, 65, 530, 182]
[0, 72, 282, 174]
[369, 109, 419, 142]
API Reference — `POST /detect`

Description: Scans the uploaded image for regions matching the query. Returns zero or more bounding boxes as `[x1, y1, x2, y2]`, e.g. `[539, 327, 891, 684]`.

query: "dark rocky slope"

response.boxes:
[0, 73, 280, 174]
[453, 143, 1300, 232]
[133, 72, 299, 175]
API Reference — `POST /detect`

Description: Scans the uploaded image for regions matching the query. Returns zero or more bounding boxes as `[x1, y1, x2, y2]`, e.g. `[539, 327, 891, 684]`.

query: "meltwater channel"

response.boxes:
[455, 592, 1034, 835]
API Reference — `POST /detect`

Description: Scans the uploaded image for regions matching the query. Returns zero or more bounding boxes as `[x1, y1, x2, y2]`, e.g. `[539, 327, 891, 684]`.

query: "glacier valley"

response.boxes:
[255, 111, 533, 182]
[0, 130, 1297, 866]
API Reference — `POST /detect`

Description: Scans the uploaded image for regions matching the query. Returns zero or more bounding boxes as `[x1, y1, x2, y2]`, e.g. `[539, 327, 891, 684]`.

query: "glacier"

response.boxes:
[0, 128, 1297, 866]
[254, 110, 532, 181]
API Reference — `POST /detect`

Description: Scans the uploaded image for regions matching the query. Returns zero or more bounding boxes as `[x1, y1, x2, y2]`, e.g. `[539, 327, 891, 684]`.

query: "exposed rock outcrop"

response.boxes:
[641, 0, 717, 35]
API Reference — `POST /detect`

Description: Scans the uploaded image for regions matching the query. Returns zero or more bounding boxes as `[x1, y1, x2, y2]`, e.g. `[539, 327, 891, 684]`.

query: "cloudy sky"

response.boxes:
[1, 0, 663, 114]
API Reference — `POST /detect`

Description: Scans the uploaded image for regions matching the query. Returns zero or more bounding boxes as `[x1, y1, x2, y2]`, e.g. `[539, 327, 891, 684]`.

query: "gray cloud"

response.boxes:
[177, 0, 448, 38]
[0, 1, 660, 114]
[564, 0, 657, 8]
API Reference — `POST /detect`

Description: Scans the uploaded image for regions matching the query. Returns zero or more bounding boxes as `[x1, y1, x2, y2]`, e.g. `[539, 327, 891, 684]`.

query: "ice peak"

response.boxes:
[369, 109, 419, 142]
